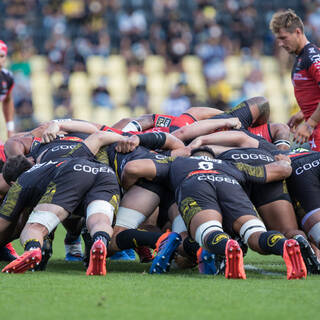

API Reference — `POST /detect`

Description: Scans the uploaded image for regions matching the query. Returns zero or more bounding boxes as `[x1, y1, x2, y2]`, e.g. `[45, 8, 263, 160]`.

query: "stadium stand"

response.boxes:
[0, 0, 318, 138]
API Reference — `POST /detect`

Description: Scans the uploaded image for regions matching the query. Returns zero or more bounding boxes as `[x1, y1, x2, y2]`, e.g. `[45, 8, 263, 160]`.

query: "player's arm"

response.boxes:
[235, 158, 292, 184]
[4, 136, 32, 157]
[121, 159, 160, 190]
[270, 123, 291, 150]
[83, 131, 127, 155]
[115, 132, 185, 153]
[185, 107, 223, 120]
[113, 114, 154, 132]
[172, 118, 241, 141]
[188, 130, 258, 149]
[293, 105, 320, 145]
[2, 90, 15, 138]
[293, 55, 320, 144]
[41, 120, 99, 143]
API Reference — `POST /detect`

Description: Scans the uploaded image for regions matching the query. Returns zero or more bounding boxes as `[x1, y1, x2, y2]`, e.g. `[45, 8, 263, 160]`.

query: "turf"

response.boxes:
[0, 226, 319, 320]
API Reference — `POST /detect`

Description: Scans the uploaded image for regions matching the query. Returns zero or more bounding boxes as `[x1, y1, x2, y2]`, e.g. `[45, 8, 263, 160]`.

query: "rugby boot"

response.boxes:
[35, 236, 53, 271]
[65, 236, 83, 262]
[135, 246, 153, 263]
[149, 231, 182, 274]
[283, 239, 307, 280]
[0, 243, 19, 262]
[82, 228, 93, 268]
[2, 248, 42, 274]
[224, 239, 246, 279]
[86, 240, 107, 276]
[197, 248, 218, 275]
[294, 235, 320, 274]
[110, 249, 135, 261]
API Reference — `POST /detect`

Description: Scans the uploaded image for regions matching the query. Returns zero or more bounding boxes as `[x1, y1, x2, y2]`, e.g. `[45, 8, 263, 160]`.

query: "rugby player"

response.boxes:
[114, 96, 271, 134]
[168, 148, 307, 279]
[1, 130, 136, 275]
[282, 148, 320, 264]
[0, 40, 15, 138]
[270, 10, 320, 150]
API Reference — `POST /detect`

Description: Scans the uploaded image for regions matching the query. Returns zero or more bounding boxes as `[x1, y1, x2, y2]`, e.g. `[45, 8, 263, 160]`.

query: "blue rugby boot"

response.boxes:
[65, 236, 83, 262]
[197, 248, 218, 275]
[149, 231, 182, 274]
[110, 249, 135, 261]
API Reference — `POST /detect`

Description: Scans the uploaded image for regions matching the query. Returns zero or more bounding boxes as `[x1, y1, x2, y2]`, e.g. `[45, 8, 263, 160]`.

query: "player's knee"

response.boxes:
[86, 200, 115, 226]
[115, 207, 146, 229]
[308, 221, 320, 248]
[194, 220, 223, 247]
[239, 219, 267, 252]
[27, 210, 60, 234]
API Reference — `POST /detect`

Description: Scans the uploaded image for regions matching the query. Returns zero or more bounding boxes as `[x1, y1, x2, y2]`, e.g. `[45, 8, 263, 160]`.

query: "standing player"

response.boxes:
[0, 40, 16, 260]
[270, 10, 320, 150]
[0, 40, 15, 138]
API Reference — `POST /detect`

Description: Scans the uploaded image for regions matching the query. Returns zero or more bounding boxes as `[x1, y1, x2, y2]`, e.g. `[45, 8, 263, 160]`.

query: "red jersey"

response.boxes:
[0, 144, 5, 161]
[247, 123, 272, 143]
[153, 113, 196, 132]
[0, 68, 14, 102]
[292, 43, 320, 120]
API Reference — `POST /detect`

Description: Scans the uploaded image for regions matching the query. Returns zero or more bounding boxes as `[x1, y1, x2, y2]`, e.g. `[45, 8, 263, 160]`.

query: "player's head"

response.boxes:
[269, 9, 305, 55]
[190, 146, 216, 159]
[2, 155, 33, 186]
[0, 40, 7, 69]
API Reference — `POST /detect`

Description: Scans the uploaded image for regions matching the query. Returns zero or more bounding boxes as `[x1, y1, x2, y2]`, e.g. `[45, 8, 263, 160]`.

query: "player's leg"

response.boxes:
[2, 203, 68, 273]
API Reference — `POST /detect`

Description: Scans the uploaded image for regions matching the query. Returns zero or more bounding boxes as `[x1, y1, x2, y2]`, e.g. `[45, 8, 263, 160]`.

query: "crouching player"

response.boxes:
[169, 147, 307, 280]
[1, 131, 130, 275]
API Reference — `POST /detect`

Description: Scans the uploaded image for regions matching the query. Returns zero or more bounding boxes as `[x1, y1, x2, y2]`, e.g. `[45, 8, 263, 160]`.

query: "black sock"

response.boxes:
[24, 239, 41, 251]
[258, 231, 286, 256]
[64, 231, 80, 244]
[183, 237, 200, 261]
[204, 231, 230, 255]
[92, 231, 111, 248]
[116, 229, 162, 250]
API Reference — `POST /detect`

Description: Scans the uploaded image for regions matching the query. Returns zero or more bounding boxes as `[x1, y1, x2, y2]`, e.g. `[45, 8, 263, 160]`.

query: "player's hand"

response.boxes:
[41, 122, 60, 143]
[287, 111, 304, 132]
[225, 117, 241, 130]
[187, 137, 202, 149]
[274, 154, 291, 165]
[293, 122, 313, 145]
[115, 135, 139, 153]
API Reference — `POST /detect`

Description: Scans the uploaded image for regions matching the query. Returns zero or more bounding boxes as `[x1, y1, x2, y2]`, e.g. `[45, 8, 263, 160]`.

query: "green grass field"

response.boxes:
[1, 226, 319, 320]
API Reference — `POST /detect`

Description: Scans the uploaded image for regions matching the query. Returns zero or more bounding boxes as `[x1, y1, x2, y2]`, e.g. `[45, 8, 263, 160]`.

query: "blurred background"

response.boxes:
[0, 0, 319, 140]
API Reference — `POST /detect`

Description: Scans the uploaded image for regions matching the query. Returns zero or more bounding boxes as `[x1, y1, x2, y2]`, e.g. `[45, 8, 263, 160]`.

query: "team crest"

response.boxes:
[155, 116, 172, 127]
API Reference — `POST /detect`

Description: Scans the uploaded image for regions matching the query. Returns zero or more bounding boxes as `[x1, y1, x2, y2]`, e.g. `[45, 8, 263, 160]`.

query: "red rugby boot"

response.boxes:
[283, 239, 307, 280]
[2, 248, 42, 274]
[86, 240, 107, 276]
[135, 246, 153, 263]
[225, 239, 246, 279]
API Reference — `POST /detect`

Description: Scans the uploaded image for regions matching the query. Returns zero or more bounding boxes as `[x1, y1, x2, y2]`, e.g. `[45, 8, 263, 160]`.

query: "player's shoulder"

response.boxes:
[302, 43, 320, 68]
[1, 68, 14, 78]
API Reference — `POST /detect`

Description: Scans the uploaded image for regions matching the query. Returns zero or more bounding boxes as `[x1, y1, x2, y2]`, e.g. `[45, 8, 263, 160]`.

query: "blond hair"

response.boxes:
[270, 9, 304, 34]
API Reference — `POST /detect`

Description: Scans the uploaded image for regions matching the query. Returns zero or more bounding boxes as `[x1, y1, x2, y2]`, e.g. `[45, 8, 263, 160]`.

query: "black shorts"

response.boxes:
[286, 152, 320, 216]
[0, 182, 36, 221]
[176, 173, 257, 236]
[38, 159, 120, 215]
[250, 180, 291, 208]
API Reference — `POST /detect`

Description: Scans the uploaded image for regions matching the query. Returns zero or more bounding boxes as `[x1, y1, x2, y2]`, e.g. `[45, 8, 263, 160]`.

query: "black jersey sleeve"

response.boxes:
[233, 162, 267, 184]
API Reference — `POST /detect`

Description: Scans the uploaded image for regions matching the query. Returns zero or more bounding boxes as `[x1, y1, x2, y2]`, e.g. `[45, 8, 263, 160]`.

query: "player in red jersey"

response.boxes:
[270, 10, 320, 150]
[0, 40, 15, 138]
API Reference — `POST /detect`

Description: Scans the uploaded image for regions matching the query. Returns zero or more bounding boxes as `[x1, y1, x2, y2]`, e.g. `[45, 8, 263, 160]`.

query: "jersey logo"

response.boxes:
[155, 116, 172, 127]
